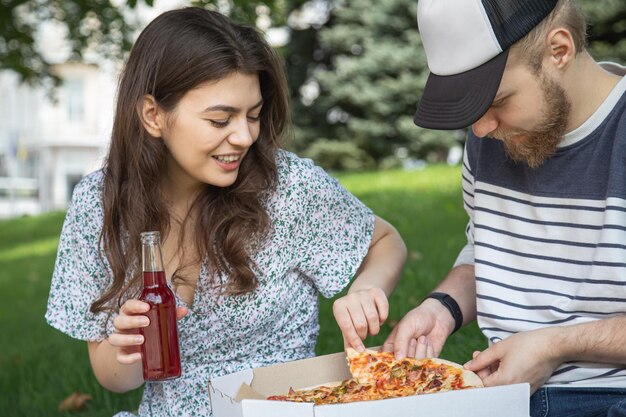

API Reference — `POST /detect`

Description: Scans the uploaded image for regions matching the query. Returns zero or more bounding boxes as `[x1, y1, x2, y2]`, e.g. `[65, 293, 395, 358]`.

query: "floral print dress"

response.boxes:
[46, 150, 375, 416]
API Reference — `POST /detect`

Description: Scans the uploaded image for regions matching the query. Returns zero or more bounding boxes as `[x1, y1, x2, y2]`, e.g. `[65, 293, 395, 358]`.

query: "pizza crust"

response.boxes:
[297, 380, 344, 391]
[426, 358, 484, 388]
[461, 370, 484, 388]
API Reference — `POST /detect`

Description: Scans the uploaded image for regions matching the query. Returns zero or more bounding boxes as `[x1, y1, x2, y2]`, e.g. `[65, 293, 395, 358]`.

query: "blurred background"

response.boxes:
[1, 0, 625, 415]
[1, 0, 624, 219]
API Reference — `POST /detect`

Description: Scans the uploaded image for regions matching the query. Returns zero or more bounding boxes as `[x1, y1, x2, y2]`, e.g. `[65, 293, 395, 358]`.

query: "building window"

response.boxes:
[66, 79, 85, 122]
[66, 174, 83, 202]
[0, 155, 7, 177]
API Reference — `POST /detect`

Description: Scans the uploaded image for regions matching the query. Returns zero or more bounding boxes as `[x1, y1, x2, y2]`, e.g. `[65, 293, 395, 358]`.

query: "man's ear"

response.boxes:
[138, 94, 165, 138]
[545, 28, 576, 70]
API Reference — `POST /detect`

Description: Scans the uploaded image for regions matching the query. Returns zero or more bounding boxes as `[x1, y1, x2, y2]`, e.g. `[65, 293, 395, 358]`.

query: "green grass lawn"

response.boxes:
[0, 165, 486, 416]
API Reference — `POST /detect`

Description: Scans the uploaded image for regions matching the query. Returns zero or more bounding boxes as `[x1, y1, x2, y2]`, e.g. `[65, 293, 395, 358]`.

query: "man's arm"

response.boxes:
[557, 316, 626, 363]
[465, 315, 626, 393]
[431, 263, 477, 329]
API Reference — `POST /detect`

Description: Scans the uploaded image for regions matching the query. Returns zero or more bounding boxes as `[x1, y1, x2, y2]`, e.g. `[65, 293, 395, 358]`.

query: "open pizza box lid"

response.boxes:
[208, 350, 531, 417]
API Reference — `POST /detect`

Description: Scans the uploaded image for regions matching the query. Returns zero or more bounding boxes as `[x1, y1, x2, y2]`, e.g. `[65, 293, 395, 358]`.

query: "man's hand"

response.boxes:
[464, 328, 562, 394]
[382, 298, 456, 360]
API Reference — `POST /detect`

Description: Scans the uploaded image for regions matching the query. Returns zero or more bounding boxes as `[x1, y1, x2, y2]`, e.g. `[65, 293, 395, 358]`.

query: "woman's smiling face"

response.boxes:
[159, 72, 263, 190]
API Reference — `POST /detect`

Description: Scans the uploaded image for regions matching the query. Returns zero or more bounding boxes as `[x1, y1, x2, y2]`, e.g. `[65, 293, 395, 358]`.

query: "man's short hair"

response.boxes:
[513, 0, 587, 73]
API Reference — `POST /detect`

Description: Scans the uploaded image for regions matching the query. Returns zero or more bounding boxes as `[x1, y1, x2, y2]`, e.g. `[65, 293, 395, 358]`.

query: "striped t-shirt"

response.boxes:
[455, 63, 626, 387]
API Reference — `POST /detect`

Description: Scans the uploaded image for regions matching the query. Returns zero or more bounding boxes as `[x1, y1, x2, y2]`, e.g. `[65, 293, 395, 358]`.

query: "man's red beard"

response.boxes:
[491, 73, 571, 169]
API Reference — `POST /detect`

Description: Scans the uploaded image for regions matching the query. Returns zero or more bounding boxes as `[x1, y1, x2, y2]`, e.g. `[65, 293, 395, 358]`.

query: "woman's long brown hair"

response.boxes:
[91, 7, 289, 314]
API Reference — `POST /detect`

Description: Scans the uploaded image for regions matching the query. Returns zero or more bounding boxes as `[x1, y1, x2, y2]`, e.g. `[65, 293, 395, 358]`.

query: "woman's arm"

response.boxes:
[333, 216, 407, 350]
[88, 339, 144, 393]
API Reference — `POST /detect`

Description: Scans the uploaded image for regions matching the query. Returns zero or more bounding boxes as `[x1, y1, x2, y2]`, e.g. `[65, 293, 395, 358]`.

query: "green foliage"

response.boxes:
[0, 165, 483, 416]
[3, 0, 625, 167]
[0, 0, 283, 88]
[1, 0, 135, 87]
[291, 0, 463, 165]
[302, 138, 375, 171]
[580, 0, 626, 62]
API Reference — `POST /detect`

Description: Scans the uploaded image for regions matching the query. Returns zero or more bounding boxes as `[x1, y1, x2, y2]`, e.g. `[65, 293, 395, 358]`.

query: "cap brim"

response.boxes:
[413, 50, 509, 130]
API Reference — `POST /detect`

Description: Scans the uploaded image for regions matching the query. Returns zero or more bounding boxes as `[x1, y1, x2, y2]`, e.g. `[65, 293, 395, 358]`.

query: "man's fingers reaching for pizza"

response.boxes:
[382, 326, 398, 352]
[426, 338, 435, 358]
[464, 346, 499, 372]
[464, 346, 504, 384]
[407, 338, 417, 358]
[414, 336, 427, 358]
[390, 317, 418, 360]
[387, 304, 438, 360]
[411, 336, 435, 358]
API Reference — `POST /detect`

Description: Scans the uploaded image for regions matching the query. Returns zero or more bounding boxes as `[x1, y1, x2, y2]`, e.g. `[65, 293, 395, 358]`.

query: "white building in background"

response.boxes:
[0, 0, 294, 220]
[0, 62, 116, 219]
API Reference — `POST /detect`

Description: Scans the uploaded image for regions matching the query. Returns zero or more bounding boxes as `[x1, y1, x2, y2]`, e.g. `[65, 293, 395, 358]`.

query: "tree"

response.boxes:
[0, 0, 283, 88]
[290, 0, 626, 169]
[1, 0, 135, 87]
[581, 0, 626, 63]
[3, 0, 625, 169]
[294, 0, 460, 167]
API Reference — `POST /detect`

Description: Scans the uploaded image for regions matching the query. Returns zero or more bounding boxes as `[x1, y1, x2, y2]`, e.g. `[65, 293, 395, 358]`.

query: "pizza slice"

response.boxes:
[266, 348, 482, 405]
[345, 347, 483, 392]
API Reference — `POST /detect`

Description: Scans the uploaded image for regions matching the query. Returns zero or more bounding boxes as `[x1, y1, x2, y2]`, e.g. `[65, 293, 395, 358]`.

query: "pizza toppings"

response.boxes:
[266, 348, 483, 405]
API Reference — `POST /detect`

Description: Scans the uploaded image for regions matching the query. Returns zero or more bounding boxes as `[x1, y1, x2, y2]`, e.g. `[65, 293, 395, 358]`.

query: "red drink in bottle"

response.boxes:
[139, 231, 181, 381]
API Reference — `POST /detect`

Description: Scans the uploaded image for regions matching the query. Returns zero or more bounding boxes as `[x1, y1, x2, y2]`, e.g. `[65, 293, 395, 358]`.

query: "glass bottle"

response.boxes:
[139, 231, 181, 381]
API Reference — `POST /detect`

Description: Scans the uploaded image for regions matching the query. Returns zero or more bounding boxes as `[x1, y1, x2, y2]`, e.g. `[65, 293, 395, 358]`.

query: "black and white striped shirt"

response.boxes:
[456, 63, 626, 387]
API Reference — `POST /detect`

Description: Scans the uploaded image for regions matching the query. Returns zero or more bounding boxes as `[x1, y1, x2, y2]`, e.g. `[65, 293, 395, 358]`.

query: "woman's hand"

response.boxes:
[107, 299, 188, 365]
[333, 287, 389, 351]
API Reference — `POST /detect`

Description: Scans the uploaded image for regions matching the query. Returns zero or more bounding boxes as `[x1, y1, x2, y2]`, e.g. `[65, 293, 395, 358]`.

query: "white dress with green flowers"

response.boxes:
[45, 150, 375, 417]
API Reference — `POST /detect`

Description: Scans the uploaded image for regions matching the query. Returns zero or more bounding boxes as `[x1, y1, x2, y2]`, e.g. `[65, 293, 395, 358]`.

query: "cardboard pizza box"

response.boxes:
[208, 350, 530, 417]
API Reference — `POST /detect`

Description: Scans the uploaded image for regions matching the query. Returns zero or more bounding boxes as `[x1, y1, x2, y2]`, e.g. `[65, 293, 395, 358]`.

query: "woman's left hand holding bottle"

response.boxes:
[108, 299, 188, 365]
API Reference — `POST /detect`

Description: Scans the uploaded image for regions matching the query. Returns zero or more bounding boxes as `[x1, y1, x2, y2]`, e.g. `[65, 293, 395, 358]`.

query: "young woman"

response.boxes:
[45, 7, 406, 416]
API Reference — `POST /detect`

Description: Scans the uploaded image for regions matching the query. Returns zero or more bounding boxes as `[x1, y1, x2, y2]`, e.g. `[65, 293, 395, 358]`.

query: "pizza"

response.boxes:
[266, 348, 483, 405]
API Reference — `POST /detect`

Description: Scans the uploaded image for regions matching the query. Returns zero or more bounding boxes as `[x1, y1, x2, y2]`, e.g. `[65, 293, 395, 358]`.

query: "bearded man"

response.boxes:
[384, 1, 626, 416]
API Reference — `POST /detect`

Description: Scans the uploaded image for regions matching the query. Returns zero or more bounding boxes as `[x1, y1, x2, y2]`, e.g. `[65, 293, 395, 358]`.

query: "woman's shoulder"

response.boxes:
[73, 170, 105, 196]
[275, 149, 323, 184]
[67, 170, 105, 220]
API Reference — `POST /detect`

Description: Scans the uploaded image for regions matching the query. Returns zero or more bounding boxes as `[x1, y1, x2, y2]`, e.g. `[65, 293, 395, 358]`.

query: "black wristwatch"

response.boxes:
[425, 292, 464, 334]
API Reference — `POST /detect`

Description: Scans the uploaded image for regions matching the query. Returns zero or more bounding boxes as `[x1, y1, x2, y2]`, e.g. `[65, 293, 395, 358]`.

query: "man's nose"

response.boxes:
[471, 110, 499, 138]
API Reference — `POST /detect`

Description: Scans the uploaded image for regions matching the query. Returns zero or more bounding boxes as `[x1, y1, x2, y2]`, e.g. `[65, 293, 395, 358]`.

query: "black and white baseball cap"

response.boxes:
[413, 0, 559, 130]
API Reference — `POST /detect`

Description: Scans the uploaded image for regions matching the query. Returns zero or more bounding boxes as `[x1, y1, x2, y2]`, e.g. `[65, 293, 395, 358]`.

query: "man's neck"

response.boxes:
[564, 52, 622, 133]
